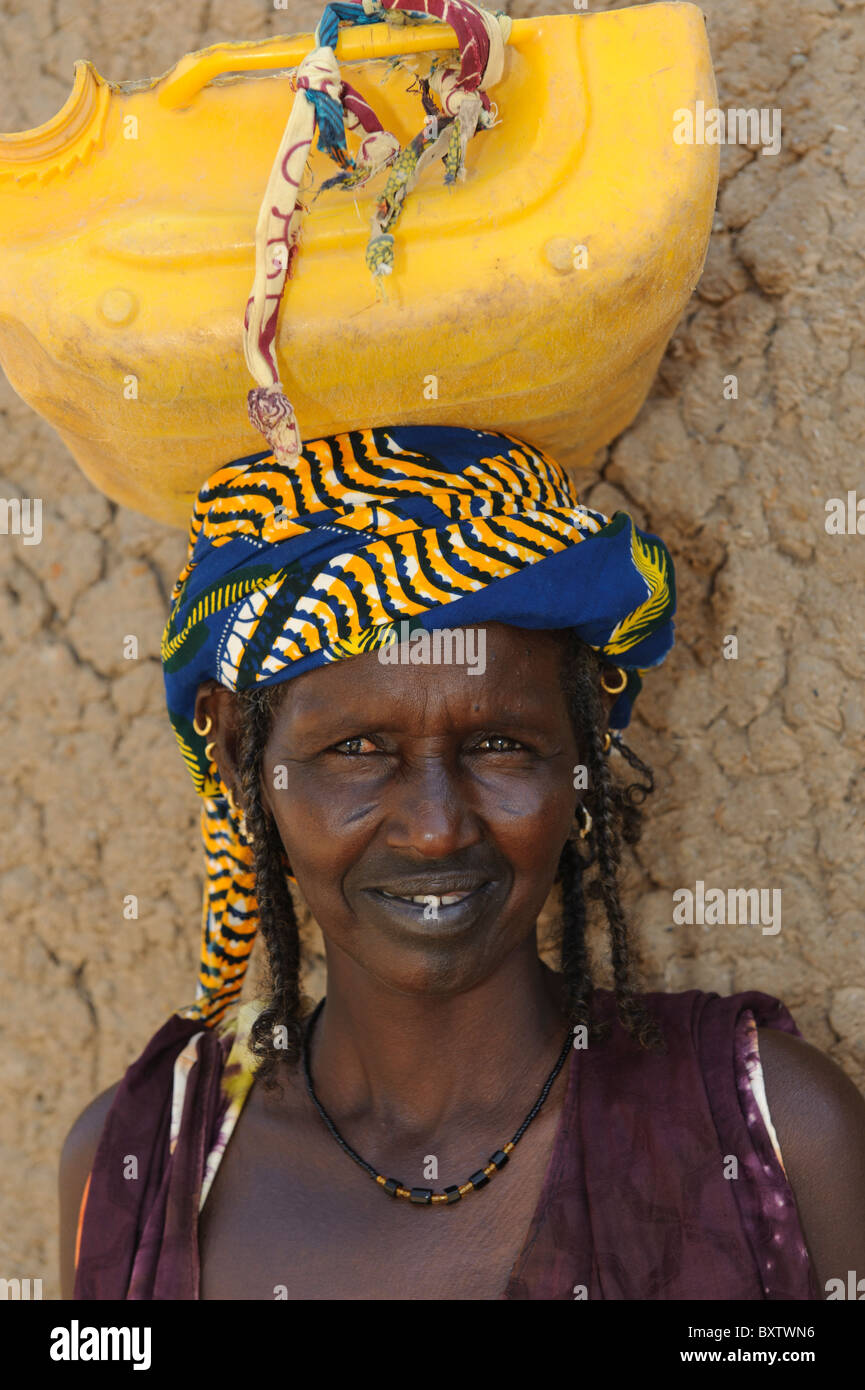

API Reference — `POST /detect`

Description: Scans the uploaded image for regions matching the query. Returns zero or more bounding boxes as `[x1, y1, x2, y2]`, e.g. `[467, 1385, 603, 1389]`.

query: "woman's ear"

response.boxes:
[193, 681, 243, 794]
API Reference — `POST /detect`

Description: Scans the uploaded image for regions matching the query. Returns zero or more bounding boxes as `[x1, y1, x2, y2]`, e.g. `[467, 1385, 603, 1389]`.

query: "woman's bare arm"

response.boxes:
[757, 1027, 865, 1298]
[58, 1082, 121, 1298]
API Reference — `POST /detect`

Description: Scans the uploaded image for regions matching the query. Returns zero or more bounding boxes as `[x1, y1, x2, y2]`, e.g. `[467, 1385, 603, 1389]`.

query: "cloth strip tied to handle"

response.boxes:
[244, 0, 512, 465]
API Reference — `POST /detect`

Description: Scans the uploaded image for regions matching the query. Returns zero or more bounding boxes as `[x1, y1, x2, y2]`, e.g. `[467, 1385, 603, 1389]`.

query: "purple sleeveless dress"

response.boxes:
[73, 989, 819, 1301]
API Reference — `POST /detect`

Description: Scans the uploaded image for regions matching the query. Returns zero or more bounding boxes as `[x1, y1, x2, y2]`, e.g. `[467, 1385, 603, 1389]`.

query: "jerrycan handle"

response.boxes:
[158, 13, 527, 112]
[168, 0, 518, 467]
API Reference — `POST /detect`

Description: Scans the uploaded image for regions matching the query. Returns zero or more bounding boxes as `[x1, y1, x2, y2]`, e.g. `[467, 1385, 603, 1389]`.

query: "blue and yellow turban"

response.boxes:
[161, 423, 676, 1026]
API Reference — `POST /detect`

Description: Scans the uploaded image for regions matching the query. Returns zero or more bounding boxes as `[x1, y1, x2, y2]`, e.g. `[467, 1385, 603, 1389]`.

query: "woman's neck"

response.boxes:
[304, 938, 570, 1140]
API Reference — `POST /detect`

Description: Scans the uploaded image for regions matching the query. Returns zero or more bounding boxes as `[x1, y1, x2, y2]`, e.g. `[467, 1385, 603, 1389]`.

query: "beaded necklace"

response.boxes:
[302, 998, 573, 1205]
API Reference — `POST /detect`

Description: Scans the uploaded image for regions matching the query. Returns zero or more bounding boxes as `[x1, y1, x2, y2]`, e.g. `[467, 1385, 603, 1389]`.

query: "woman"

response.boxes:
[60, 424, 865, 1300]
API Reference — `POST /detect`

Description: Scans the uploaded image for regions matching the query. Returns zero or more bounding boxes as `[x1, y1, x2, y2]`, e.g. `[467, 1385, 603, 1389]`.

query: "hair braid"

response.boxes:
[558, 634, 665, 1053]
[236, 684, 306, 1088]
[557, 837, 595, 1038]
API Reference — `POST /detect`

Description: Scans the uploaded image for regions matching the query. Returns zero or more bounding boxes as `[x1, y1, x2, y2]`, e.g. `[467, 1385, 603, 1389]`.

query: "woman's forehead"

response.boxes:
[272, 624, 571, 726]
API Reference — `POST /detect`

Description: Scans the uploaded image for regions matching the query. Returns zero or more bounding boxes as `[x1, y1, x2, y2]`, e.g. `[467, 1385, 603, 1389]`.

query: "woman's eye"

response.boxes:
[330, 736, 377, 755]
[475, 734, 524, 752]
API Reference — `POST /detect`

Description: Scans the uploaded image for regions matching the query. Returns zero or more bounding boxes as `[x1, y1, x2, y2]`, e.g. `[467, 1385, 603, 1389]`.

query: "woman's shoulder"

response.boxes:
[609, 985, 865, 1123]
[593, 985, 865, 1296]
[61, 1002, 260, 1162]
[752, 1024, 865, 1295]
[754, 1025, 865, 1171]
[59, 1079, 125, 1296]
[61, 1080, 122, 1163]
[589, 984, 800, 1046]
[60, 1009, 227, 1150]
[59, 1005, 255, 1297]
[593, 984, 863, 1127]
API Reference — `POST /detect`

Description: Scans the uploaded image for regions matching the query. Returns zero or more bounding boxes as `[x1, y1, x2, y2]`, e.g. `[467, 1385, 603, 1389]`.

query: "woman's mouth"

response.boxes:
[360, 880, 500, 939]
[377, 888, 476, 907]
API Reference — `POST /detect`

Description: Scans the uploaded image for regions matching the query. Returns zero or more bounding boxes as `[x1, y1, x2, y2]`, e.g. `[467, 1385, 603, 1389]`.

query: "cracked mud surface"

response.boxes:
[1, 0, 863, 1288]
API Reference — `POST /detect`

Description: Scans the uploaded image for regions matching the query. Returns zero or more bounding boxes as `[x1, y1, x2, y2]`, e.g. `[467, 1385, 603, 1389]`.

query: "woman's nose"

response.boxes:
[384, 756, 482, 857]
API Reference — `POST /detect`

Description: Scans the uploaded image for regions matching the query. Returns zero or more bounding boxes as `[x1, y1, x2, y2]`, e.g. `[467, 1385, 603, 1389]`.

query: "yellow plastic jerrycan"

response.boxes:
[0, 2, 719, 528]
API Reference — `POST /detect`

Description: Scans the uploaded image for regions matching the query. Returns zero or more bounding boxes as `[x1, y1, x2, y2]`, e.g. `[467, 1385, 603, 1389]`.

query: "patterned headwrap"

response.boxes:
[162, 424, 676, 1026]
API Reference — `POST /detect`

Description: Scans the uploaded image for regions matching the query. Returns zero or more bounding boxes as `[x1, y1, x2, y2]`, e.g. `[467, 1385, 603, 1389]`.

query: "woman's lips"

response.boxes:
[378, 888, 475, 907]
[360, 880, 500, 937]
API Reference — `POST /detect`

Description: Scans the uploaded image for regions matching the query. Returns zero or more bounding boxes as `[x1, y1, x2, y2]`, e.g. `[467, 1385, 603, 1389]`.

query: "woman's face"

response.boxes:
[256, 623, 584, 996]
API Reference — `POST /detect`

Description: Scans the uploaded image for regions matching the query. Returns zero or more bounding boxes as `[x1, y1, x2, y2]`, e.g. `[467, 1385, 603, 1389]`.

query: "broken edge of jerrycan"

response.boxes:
[0, 3, 719, 528]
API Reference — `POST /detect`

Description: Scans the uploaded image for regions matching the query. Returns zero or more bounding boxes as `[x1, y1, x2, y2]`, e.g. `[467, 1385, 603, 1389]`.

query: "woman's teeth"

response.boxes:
[379, 890, 472, 906]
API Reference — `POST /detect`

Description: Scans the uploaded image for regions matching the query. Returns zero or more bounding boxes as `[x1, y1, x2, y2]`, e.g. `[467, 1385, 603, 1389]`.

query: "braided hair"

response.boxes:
[237, 630, 664, 1089]
[555, 635, 664, 1053]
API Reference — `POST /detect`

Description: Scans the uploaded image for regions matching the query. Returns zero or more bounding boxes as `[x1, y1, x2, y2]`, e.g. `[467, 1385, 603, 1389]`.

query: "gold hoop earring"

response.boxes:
[226, 786, 239, 815]
[600, 666, 627, 696]
[577, 803, 593, 840]
[602, 731, 611, 753]
[193, 712, 213, 737]
[204, 741, 217, 762]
